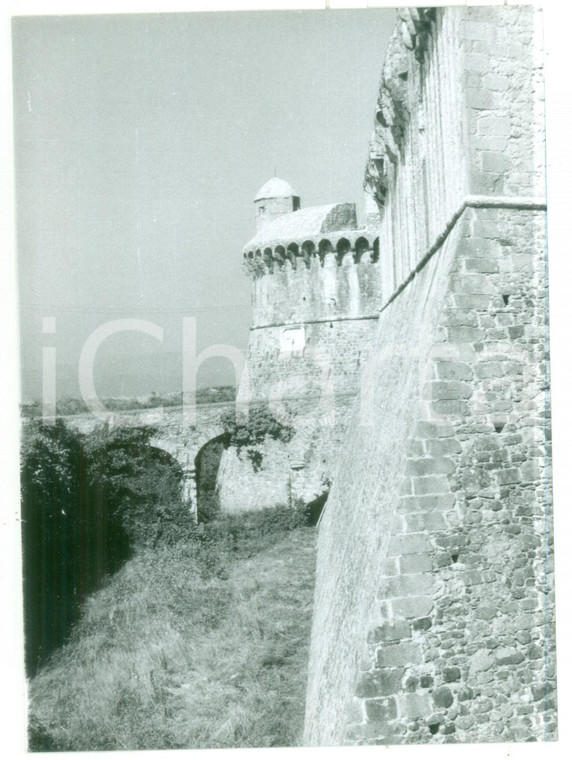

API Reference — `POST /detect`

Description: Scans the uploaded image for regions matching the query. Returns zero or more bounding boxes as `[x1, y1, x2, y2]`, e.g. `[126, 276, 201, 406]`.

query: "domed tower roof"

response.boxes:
[244, 203, 358, 252]
[254, 177, 299, 201]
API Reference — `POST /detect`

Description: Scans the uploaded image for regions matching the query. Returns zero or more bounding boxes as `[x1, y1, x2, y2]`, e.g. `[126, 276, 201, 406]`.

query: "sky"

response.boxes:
[13, 9, 395, 400]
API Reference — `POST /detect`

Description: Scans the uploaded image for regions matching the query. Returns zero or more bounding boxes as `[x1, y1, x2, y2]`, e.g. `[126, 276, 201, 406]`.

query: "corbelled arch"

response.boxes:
[274, 245, 286, 269]
[354, 236, 370, 262]
[335, 237, 351, 266]
[318, 238, 333, 266]
[286, 242, 299, 269]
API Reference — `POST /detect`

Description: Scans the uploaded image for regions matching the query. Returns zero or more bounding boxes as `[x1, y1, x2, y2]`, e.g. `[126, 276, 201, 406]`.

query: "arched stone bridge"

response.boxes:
[64, 401, 235, 519]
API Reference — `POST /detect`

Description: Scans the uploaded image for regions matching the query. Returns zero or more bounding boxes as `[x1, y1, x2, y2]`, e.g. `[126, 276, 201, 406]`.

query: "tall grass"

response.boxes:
[27, 509, 317, 751]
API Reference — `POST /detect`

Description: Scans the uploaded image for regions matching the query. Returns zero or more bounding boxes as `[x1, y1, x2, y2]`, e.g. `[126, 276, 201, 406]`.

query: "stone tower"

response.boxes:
[241, 179, 382, 403]
[216, 179, 383, 513]
[254, 176, 301, 231]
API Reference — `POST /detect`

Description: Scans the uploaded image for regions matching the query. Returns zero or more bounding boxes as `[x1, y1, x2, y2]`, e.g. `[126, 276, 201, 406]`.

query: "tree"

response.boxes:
[20, 419, 188, 675]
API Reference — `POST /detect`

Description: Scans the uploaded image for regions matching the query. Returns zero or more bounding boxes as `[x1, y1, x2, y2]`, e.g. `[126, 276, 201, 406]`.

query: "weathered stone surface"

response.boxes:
[475, 605, 497, 621]
[433, 687, 454, 709]
[368, 621, 411, 644]
[412, 617, 432, 632]
[399, 553, 433, 574]
[469, 650, 495, 674]
[420, 675, 434, 689]
[400, 693, 431, 719]
[443, 666, 461, 683]
[477, 114, 511, 137]
[391, 596, 435, 620]
[399, 493, 456, 512]
[406, 456, 456, 476]
[365, 697, 398, 722]
[356, 668, 405, 699]
[425, 381, 474, 401]
[387, 533, 432, 557]
[412, 476, 451, 496]
[458, 686, 474, 702]
[495, 647, 526, 666]
[377, 642, 422, 668]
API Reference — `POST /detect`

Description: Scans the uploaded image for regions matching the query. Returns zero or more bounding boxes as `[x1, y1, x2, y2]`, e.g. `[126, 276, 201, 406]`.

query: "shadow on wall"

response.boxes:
[195, 435, 226, 523]
[298, 487, 330, 527]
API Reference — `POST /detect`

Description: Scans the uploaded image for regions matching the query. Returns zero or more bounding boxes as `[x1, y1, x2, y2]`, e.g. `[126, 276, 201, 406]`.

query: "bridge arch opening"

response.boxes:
[194, 434, 227, 523]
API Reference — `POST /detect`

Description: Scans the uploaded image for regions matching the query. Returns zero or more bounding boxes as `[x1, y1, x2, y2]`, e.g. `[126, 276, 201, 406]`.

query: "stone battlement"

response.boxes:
[243, 201, 379, 277]
[243, 228, 380, 277]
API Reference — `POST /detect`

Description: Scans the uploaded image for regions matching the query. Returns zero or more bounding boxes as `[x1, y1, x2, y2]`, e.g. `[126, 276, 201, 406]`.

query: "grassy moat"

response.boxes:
[28, 509, 317, 751]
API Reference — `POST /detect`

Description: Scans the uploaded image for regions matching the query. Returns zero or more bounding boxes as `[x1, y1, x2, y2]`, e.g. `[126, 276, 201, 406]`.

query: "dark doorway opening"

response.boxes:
[303, 489, 330, 526]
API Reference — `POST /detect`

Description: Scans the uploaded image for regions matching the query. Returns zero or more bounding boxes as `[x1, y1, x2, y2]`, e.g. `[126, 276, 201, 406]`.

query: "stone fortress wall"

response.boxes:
[304, 5, 555, 745]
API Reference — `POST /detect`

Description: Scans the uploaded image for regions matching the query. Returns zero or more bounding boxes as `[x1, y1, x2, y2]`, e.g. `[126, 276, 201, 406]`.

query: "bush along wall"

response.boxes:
[20, 420, 186, 675]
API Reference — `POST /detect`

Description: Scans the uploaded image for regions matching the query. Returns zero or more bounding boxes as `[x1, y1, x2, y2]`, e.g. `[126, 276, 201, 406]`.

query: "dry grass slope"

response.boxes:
[28, 520, 317, 751]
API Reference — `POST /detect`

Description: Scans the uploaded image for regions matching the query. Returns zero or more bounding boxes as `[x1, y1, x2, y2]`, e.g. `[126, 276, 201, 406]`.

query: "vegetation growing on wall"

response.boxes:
[220, 404, 295, 472]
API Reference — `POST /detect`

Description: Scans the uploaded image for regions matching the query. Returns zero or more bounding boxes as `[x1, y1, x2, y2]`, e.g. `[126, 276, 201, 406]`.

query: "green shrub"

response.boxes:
[220, 404, 295, 472]
[83, 424, 191, 549]
[20, 419, 190, 675]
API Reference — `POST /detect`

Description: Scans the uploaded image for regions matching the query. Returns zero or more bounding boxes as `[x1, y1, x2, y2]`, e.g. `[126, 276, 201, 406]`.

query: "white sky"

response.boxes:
[13, 7, 394, 399]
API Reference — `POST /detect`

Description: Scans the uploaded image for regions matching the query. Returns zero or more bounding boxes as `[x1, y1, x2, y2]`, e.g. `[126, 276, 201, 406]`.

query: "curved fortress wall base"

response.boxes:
[304, 5, 555, 746]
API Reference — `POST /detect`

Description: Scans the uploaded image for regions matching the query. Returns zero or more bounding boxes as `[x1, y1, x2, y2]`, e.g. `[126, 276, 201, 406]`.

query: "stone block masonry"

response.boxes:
[305, 204, 553, 746]
[304, 4, 554, 746]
